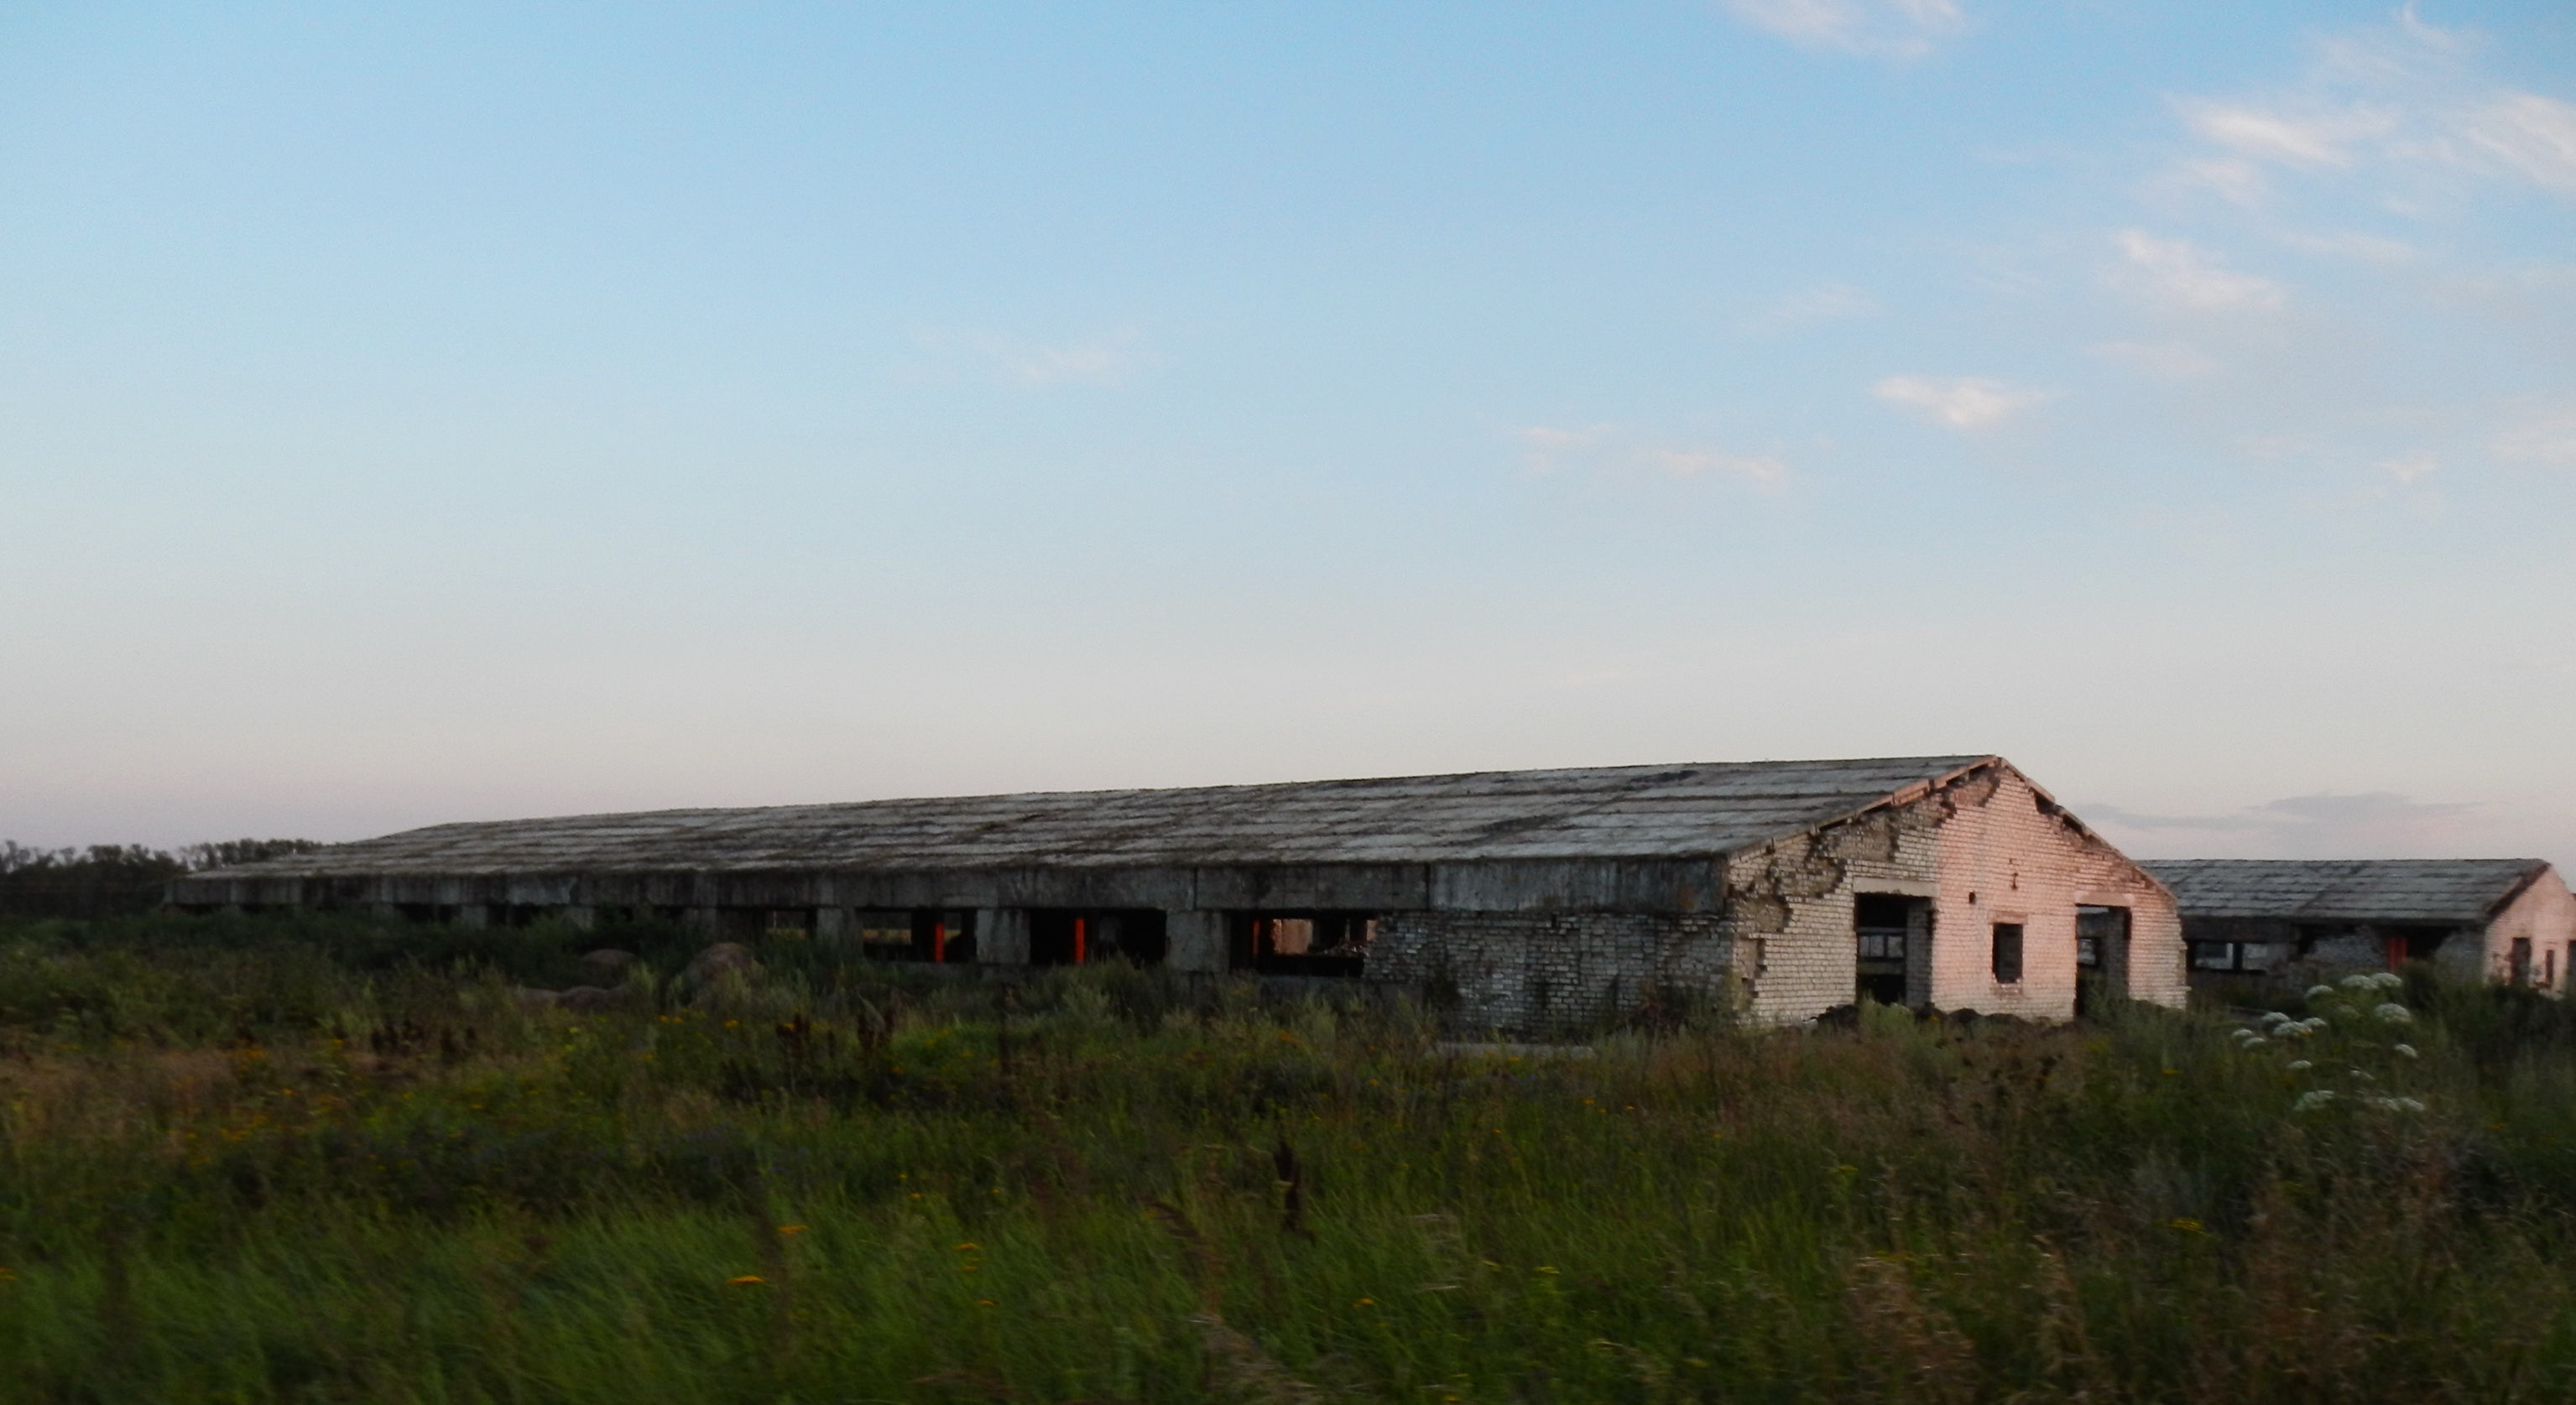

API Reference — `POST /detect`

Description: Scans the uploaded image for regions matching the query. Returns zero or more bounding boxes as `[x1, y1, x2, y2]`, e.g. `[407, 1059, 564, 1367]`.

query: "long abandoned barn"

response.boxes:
[2144, 858, 2576, 998]
[170, 754, 2188, 1030]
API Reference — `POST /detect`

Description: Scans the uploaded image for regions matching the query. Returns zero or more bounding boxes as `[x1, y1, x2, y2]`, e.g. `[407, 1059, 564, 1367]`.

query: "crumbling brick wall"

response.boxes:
[1366, 911, 1732, 1033]
[1729, 763, 2186, 1025]
[1725, 799, 1944, 1025]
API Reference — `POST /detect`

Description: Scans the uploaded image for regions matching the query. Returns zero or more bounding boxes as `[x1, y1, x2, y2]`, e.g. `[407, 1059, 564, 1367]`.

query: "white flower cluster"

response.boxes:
[2240, 1010, 2328, 1043]
[2248, 970, 2427, 1116]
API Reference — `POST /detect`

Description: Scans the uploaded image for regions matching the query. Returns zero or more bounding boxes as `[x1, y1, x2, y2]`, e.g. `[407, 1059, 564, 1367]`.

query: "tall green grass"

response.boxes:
[3, 913, 2575, 1402]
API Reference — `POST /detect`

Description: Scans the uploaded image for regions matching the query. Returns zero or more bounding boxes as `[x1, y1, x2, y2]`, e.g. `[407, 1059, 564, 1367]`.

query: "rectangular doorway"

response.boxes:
[2076, 906, 2130, 1016]
[1853, 893, 1926, 1007]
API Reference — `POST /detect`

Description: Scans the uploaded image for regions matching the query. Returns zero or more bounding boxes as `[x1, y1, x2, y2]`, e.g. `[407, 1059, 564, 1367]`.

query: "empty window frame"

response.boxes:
[2512, 938, 2534, 987]
[855, 909, 978, 964]
[1990, 923, 2025, 985]
[1028, 909, 1166, 967]
[1233, 912, 1378, 977]
[2190, 940, 2253, 972]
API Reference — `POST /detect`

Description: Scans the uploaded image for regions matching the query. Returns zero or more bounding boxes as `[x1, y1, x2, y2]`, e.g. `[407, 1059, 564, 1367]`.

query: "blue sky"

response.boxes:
[3, 1, 2572, 866]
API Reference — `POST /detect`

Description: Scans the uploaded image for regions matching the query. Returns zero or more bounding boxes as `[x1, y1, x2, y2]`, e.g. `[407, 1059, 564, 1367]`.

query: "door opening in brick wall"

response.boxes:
[1991, 923, 2025, 985]
[1853, 893, 1916, 1007]
[2511, 937, 2533, 986]
[1030, 909, 1167, 966]
[2076, 906, 2130, 1015]
[1230, 912, 1377, 977]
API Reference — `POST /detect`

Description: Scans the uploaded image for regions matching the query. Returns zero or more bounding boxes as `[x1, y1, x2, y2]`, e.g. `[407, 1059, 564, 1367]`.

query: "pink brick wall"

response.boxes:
[1737, 761, 2185, 1025]
[2486, 867, 2576, 995]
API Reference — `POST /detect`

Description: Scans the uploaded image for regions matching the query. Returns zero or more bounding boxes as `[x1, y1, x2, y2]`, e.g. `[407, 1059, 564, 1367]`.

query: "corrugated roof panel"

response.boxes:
[201, 755, 1997, 878]
[2141, 859, 2547, 923]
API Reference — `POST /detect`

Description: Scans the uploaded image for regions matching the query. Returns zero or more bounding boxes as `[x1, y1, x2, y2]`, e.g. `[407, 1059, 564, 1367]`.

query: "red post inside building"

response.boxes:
[1072, 916, 1087, 965]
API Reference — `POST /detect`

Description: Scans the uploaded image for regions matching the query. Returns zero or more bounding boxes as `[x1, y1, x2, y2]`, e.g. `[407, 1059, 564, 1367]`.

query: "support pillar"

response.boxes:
[1166, 910, 1227, 973]
[977, 908, 1030, 965]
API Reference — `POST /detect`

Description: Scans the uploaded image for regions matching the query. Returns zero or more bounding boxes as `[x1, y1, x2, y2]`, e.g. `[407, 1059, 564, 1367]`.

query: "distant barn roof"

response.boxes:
[2140, 859, 2550, 924]
[202, 755, 2000, 878]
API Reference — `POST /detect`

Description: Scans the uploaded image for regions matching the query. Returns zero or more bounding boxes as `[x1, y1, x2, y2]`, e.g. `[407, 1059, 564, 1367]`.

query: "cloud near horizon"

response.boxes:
[2084, 792, 2497, 861]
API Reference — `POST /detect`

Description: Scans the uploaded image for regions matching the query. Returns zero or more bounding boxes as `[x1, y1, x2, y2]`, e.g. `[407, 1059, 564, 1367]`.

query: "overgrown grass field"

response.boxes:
[5, 914, 2576, 1402]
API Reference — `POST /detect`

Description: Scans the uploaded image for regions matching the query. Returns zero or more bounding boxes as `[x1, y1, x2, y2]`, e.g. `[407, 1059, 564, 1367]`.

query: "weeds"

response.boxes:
[0, 914, 2573, 1402]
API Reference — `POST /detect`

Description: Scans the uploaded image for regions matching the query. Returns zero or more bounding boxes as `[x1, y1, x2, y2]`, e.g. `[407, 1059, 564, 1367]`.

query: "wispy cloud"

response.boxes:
[1519, 424, 1786, 487]
[2457, 92, 2576, 194]
[2088, 340, 2220, 378]
[2175, 100, 2396, 169]
[1718, 0, 1966, 60]
[1738, 282, 1878, 333]
[2111, 230, 2287, 311]
[918, 326, 1155, 388]
[2272, 228, 2415, 263]
[2088, 792, 2485, 860]
[1870, 374, 2050, 429]
[2161, 12, 2576, 211]
[2495, 401, 2576, 466]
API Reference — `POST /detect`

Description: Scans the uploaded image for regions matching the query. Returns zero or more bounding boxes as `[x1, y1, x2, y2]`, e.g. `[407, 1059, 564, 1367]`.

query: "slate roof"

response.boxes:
[2140, 859, 2551, 924]
[199, 756, 2000, 878]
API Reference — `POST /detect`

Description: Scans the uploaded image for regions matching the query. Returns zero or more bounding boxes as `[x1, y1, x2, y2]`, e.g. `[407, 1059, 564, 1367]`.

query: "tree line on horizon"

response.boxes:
[0, 838, 325, 920]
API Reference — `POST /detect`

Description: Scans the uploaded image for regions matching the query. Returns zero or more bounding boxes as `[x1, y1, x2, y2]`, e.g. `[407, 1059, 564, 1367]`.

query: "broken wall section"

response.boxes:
[1726, 796, 1943, 1026]
[1365, 911, 1732, 1034]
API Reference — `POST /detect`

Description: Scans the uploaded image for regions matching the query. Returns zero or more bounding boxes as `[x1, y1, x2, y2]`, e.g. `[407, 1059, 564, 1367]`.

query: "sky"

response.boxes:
[2, 1, 2572, 868]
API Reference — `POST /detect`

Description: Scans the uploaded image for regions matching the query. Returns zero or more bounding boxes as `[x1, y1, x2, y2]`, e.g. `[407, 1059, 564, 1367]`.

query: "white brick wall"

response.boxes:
[1364, 761, 2188, 1035]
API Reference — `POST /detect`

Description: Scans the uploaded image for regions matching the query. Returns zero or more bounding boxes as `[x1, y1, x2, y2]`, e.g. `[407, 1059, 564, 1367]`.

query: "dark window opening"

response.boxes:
[2511, 937, 2533, 987]
[2381, 925, 2451, 968]
[1991, 923, 2025, 985]
[766, 909, 812, 936]
[856, 909, 978, 964]
[1231, 911, 1378, 977]
[1853, 893, 1913, 1006]
[1030, 909, 1165, 967]
[2188, 939, 2286, 973]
